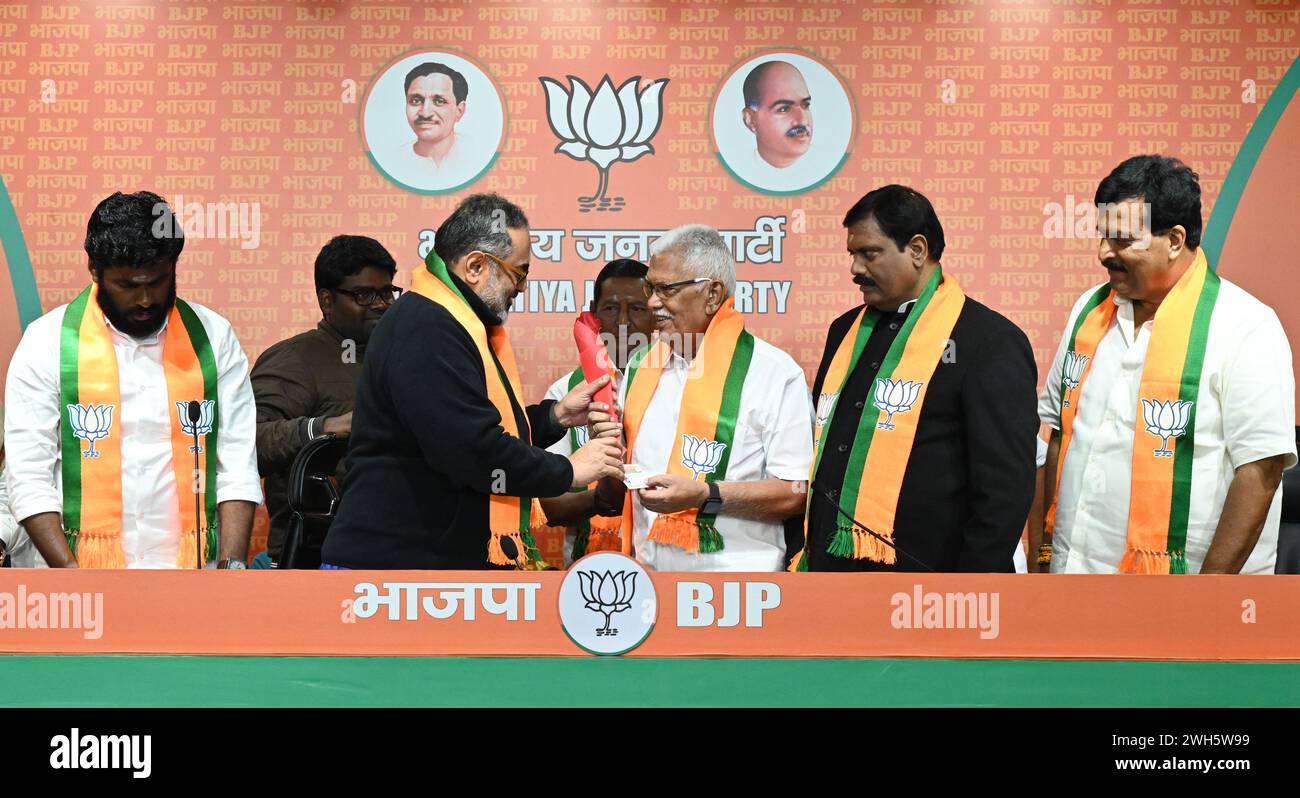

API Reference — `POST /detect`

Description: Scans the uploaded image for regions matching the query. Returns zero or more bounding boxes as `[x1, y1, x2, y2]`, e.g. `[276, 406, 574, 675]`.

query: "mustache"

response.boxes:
[853, 274, 877, 287]
[786, 125, 811, 137]
[1103, 258, 1127, 272]
[414, 116, 440, 123]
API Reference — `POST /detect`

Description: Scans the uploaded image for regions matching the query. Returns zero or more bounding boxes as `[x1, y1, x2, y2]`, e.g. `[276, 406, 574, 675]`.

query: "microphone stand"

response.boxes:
[187, 400, 202, 569]
[812, 483, 934, 572]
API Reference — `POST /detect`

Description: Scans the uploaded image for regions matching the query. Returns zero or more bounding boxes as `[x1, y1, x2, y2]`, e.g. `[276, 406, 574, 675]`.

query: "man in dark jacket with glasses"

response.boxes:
[250, 234, 401, 565]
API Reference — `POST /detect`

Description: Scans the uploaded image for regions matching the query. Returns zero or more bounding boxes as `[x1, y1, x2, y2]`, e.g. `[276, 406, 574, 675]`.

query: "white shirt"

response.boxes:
[544, 367, 624, 565]
[620, 335, 814, 572]
[1039, 276, 1297, 574]
[0, 458, 44, 567]
[3, 300, 263, 568]
[384, 133, 470, 189]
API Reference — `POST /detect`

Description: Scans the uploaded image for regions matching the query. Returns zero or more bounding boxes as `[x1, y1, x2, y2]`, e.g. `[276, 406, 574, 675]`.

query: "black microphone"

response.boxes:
[811, 481, 934, 572]
[187, 400, 202, 569]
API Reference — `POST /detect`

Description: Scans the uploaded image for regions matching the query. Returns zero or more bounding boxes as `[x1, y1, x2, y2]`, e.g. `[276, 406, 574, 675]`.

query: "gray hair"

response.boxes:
[649, 224, 735, 294]
[433, 193, 529, 267]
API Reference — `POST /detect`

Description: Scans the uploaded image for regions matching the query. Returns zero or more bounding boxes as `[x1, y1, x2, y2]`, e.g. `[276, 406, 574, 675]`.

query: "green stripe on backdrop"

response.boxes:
[1202, 54, 1300, 262]
[0, 176, 43, 328]
[1, 657, 1298, 708]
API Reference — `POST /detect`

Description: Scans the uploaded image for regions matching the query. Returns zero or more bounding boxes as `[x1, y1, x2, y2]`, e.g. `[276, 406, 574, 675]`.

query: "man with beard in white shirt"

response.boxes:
[3, 191, 261, 569]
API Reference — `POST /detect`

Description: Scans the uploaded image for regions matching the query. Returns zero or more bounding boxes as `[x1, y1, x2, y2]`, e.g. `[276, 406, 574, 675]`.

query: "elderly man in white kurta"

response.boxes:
[4, 191, 261, 569]
[601, 224, 813, 571]
[1038, 156, 1295, 574]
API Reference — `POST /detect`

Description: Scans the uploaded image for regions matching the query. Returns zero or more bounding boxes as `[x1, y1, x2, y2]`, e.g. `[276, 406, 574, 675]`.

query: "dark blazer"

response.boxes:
[803, 295, 1038, 572]
[322, 273, 573, 569]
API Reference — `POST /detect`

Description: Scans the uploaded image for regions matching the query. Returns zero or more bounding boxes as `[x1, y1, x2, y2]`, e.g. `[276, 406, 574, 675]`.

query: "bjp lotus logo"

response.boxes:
[577, 568, 637, 637]
[873, 378, 923, 431]
[66, 403, 114, 458]
[681, 434, 726, 479]
[1061, 351, 1089, 407]
[1142, 398, 1193, 458]
[815, 392, 837, 430]
[176, 399, 215, 453]
[539, 74, 669, 212]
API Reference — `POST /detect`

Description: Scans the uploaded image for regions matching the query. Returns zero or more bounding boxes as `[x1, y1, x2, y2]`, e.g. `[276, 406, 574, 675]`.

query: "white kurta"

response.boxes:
[620, 334, 814, 572]
[4, 300, 263, 568]
[544, 366, 624, 565]
[1039, 276, 1297, 574]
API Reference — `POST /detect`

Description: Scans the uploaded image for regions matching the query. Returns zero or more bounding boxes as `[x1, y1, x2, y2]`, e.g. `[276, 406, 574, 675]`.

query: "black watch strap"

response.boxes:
[700, 481, 723, 515]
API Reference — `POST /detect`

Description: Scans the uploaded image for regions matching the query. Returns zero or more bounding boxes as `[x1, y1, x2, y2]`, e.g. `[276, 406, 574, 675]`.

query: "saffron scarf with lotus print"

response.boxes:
[1046, 248, 1219, 574]
[789, 268, 965, 570]
[58, 283, 220, 568]
[410, 250, 549, 568]
[619, 299, 754, 554]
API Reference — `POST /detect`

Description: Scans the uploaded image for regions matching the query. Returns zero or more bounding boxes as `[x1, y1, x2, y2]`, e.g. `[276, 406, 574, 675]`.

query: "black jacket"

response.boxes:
[803, 296, 1038, 572]
[322, 274, 573, 569]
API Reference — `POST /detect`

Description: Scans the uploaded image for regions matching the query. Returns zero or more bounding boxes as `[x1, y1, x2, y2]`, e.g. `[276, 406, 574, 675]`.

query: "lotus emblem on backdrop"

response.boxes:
[176, 399, 215, 453]
[1142, 398, 1193, 458]
[539, 74, 669, 212]
[872, 378, 923, 431]
[681, 434, 726, 479]
[558, 552, 657, 655]
[577, 569, 637, 637]
[66, 403, 115, 459]
[1061, 351, 1089, 407]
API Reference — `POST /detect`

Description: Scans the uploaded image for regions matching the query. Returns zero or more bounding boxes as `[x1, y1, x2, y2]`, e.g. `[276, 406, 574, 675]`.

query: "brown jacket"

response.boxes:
[250, 321, 361, 560]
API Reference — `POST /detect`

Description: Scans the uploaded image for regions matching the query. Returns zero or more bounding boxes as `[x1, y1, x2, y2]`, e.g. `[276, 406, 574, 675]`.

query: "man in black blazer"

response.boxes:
[801, 185, 1038, 572]
[321, 194, 624, 569]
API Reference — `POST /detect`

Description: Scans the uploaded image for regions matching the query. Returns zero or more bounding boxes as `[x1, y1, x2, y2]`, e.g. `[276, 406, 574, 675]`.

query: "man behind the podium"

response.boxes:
[321, 194, 624, 569]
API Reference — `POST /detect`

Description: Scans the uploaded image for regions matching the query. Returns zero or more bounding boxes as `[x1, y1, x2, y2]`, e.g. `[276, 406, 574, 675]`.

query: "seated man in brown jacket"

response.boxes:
[250, 235, 400, 565]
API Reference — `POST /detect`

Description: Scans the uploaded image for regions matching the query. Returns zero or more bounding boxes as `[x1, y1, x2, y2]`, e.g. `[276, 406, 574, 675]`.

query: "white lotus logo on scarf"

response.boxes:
[1142, 398, 1192, 458]
[539, 74, 669, 212]
[577, 568, 637, 637]
[176, 399, 215, 453]
[66, 403, 114, 459]
[681, 434, 726, 479]
[872, 378, 923, 431]
[815, 392, 837, 430]
[573, 424, 590, 448]
[1061, 351, 1089, 408]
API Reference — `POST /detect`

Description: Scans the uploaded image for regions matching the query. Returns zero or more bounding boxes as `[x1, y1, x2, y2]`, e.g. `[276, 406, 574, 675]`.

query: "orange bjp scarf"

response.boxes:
[1045, 249, 1220, 573]
[789, 267, 965, 569]
[58, 283, 219, 568]
[409, 250, 549, 568]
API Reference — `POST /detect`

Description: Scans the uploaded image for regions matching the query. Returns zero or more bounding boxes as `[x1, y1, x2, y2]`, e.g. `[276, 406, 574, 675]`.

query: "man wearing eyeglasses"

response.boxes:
[250, 234, 401, 566]
[540, 258, 654, 564]
[588, 224, 814, 571]
[321, 193, 624, 570]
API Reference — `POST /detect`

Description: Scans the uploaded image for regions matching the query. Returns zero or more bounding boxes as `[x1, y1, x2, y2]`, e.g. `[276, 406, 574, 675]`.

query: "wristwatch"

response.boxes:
[217, 559, 247, 570]
[699, 481, 723, 515]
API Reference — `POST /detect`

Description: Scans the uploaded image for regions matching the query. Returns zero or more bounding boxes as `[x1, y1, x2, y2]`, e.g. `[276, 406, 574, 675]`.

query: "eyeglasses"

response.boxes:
[333, 285, 402, 307]
[641, 277, 712, 300]
[481, 251, 530, 288]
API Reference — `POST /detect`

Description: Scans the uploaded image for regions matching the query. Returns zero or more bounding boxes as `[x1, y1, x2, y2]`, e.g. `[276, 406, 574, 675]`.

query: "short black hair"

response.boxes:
[842, 184, 946, 261]
[84, 191, 184, 274]
[742, 61, 782, 108]
[433, 193, 529, 268]
[592, 258, 648, 306]
[314, 235, 398, 292]
[1094, 155, 1202, 249]
[403, 62, 468, 105]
